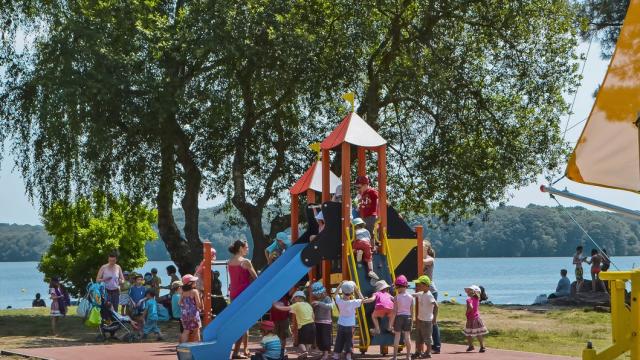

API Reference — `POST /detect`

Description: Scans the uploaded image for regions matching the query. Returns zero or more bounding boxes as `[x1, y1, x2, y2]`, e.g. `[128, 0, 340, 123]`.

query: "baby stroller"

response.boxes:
[98, 301, 139, 342]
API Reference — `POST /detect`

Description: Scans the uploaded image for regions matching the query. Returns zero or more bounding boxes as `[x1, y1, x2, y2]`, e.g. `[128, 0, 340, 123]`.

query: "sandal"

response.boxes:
[466, 345, 475, 352]
[231, 355, 248, 359]
[479, 347, 486, 353]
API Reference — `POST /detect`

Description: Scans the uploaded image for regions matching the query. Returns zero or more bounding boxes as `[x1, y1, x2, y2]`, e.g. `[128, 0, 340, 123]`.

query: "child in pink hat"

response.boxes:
[392, 275, 413, 360]
[179, 274, 202, 343]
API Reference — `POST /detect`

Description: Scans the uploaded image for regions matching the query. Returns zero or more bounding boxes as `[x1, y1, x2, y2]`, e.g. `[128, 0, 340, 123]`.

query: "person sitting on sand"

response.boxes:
[32, 293, 46, 307]
[548, 269, 571, 299]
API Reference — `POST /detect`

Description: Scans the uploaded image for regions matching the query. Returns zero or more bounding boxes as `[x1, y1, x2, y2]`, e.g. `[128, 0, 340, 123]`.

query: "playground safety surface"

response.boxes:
[3, 342, 578, 360]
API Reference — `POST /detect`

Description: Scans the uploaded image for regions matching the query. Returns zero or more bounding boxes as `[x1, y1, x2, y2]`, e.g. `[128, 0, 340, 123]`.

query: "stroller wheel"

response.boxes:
[96, 334, 106, 342]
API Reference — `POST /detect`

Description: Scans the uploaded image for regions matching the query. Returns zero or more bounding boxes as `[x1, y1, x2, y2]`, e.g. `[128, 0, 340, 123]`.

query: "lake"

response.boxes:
[2, 256, 639, 309]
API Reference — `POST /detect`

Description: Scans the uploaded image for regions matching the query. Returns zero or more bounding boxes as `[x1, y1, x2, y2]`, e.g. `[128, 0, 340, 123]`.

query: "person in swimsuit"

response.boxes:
[228, 239, 258, 359]
[587, 249, 606, 293]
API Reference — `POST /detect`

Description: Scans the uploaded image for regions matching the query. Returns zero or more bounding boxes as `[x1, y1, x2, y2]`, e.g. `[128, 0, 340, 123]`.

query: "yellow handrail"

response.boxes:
[345, 225, 371, 348]
[582, 269, 640, 360]
[383, 229, 397, 287]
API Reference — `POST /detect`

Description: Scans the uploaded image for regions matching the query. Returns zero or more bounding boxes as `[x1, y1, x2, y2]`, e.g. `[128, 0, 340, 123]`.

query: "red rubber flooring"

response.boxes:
[3, 342, 579, 360]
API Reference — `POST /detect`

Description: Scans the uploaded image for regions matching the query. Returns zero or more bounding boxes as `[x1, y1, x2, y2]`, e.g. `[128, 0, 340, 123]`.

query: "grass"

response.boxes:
[437, 303, 615, 357]
[0, 304, 622, 358]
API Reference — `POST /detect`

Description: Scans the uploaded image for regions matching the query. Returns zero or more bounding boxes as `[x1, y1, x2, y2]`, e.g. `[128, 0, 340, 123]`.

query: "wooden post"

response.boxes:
[377, 145, 388, 255]
[322, 150, 331, 201]
[416, 225, 424, 275]
[341, 142, 351, 280]
[357, 147, 366, 176]
[291, 194, 299, 243]
[203, 242, 212, 326]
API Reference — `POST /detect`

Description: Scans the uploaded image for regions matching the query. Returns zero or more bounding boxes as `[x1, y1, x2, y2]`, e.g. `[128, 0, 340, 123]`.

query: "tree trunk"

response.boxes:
[156, 115, 202, 276]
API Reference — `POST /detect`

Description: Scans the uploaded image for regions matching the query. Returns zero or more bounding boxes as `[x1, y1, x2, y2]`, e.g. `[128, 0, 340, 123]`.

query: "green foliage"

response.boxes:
[421, 205, 640, 257]
[0, 0, 582, 269]
[38, 194, 157, 296]
[0, 224, 49, 261]
[4, 205, 640, 263]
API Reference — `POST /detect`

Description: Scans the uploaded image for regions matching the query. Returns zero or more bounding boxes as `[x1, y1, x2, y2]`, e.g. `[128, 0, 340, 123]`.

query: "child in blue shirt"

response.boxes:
[128, 274, 147, 315]
[142, 288, 163, 340]
[251, 321, 283, 360]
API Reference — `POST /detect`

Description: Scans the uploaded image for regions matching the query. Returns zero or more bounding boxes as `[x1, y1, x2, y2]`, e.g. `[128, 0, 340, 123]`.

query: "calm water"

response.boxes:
[2, 257, 639, 309]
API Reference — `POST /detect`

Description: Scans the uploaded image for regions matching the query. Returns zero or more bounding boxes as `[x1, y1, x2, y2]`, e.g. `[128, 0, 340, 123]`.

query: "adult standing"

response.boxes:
[96, 250, 125, 307]
[228, 239, 258, 359]
[355, 175, 378, 247]
[423, 241, 441, 354]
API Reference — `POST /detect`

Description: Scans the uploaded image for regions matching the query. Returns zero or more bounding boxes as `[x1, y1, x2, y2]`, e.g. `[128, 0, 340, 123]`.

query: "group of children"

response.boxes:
[254, 275, 488, 360]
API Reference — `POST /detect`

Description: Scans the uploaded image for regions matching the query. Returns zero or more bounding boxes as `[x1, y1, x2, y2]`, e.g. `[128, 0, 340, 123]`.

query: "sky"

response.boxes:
[0, 41, 637, 225]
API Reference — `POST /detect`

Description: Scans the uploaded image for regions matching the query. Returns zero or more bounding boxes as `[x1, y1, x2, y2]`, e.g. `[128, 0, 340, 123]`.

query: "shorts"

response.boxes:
[119, 293, 130, 306]
[353, 240, 372, 263]
[143, 319, 161, 335]
[315, 322, 333, 351]
[297, 323, 315, 345]
[274, 319, 290, 340]
[575, 267, 584, 281]
[416, 319, 433, 345]
[393, 315, 412, 332]
[372, 308, 393, 318]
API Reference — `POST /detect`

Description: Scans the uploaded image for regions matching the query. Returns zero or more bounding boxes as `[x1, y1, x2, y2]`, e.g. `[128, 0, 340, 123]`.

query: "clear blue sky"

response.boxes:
[1, 41, 637, 225]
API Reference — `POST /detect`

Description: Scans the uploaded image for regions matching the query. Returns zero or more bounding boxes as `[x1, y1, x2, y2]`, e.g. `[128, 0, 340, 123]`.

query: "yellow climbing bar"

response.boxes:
[345, 225, 371, 349]
[583, 269, 640, 360]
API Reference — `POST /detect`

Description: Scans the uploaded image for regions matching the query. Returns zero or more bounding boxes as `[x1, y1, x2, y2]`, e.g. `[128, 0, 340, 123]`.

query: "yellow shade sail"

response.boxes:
[567, 0, 640, 193]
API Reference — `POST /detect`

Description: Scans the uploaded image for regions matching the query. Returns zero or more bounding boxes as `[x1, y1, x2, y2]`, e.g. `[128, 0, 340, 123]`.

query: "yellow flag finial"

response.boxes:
[342, 92, 355, 112]
[309, 142, 321, 160]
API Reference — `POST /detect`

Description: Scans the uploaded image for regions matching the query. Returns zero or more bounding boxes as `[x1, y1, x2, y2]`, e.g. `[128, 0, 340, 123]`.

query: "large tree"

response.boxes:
[1, 0, 581, 270]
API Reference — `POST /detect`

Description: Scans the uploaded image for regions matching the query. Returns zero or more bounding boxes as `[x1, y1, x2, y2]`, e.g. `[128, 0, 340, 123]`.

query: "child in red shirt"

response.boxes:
[355, 175, 378, 248]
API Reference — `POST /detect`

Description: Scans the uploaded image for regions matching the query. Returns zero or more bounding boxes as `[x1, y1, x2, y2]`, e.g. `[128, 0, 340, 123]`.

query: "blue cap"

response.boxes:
[311, 281, 326, 296]
[276, 232, 291, 246]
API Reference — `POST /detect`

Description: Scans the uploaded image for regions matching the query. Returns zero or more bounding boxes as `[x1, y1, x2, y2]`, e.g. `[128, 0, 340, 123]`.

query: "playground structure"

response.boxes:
[177, 107, 424, 359]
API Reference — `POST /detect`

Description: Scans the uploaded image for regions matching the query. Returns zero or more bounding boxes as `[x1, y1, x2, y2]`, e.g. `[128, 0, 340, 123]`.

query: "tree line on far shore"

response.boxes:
[1, 204, 639, 262]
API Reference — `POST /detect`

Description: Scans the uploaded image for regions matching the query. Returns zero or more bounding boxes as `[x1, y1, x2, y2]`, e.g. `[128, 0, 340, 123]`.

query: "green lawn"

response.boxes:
[0, 304, 620, 358]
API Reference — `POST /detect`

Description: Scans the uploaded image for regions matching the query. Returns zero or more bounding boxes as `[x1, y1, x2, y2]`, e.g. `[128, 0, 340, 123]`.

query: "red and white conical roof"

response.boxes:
[289, 160, 341, 195]
[320, 112, 387, 150]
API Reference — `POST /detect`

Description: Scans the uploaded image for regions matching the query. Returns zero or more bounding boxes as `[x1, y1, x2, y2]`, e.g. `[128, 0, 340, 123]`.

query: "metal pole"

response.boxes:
[540, 185, 640, 221]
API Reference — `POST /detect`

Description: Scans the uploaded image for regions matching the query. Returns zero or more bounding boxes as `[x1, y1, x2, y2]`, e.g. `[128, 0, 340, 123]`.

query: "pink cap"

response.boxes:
[394, 275, 408, 287]
[182, 274, 198, 284]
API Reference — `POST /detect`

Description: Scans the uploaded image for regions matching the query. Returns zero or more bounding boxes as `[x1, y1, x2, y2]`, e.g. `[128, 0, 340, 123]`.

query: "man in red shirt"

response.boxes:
[356, 175, 378, 247]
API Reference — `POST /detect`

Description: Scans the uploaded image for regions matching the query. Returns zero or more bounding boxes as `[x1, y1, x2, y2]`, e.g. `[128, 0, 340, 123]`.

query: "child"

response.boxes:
[362, 280, 394, 335]
[49, 276, 66, 335]
[128, 274, 147, 318]
[271, 294, 291, 353]
[412, 275, 438, 359]
[333, 280, 364, 360]
[272, 290, 315, 359]
[119, 271, 131, 315]
[573, 246, 586, 293]
[391, 275, 413, 360]
[463, 285, 488, 352]
[311, 282, 334, 360]
[352, 217, 379, 280]
[170, 281, 183, 337]
[251, 321, 283, 360]
[179, 274, 202, 343]
[142, 288, 164, 340]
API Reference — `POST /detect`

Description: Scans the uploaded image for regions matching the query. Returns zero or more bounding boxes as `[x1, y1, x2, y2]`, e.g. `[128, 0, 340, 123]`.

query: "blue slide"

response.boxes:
[178, 242, 310, 360]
